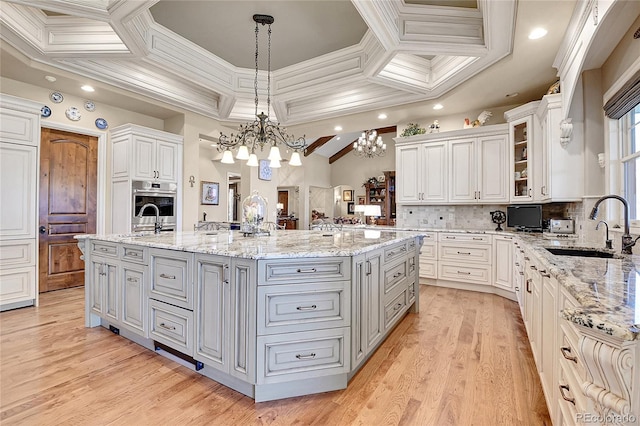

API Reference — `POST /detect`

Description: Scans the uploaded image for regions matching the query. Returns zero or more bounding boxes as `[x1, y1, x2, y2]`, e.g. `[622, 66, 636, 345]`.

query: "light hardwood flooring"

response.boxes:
[0, 284, 550, 425]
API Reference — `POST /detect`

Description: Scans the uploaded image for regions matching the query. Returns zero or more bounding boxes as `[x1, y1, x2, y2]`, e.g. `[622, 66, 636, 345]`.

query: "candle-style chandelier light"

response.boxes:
[353, 129, 387, 158]
[217, 14, 306, 168]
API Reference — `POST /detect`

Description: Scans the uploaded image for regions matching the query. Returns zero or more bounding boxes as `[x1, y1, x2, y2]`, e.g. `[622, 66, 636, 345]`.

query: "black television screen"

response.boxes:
[507, 204, 542, 231]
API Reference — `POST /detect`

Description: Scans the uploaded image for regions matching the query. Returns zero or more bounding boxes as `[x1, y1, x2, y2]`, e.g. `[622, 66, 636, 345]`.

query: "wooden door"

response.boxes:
[277, 190, 288, 216]
[39, 128, 98, 292]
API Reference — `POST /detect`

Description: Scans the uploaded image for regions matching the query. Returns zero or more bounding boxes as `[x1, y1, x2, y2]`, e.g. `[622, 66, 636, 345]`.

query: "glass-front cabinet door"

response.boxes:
[510, 116, 533, 202]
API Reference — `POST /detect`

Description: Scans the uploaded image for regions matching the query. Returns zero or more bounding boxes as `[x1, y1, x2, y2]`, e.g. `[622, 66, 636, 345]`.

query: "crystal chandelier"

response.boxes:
[353, 129, 386, 158]
[217, 14, 306, 168]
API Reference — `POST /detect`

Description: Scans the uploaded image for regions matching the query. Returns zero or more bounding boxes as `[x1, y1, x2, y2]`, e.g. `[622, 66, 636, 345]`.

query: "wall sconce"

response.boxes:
[189, 175, 195, 187]
[598, 153, 605, 168]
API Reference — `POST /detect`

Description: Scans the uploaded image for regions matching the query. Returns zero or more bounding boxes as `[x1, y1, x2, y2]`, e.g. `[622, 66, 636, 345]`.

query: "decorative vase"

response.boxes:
[241, 190, 267, 236]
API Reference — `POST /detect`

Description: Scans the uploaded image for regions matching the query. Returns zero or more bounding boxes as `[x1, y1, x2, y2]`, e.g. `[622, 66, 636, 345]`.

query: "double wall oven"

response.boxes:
[131, 181, 176, 232]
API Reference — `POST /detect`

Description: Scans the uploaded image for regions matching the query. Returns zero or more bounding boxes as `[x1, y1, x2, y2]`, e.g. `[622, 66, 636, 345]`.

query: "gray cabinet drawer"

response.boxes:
[121, 244, 147, 264]
[384, 289, 407, 330]
[384, 242, 408, 264]
[149, 299, 194, 356]
[150, 249, 193, 309]
[257, 282, 350, 335]
[383, 260, 407, 297]
[258, 257, 349, 285]
[256, 327, 350, 384]
[408, 280, 417, 304]
[91, 241, 118, 257]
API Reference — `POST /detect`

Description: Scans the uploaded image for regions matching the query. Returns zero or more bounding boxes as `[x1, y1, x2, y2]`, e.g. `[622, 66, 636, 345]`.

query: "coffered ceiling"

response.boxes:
[0, 0, 577, 152]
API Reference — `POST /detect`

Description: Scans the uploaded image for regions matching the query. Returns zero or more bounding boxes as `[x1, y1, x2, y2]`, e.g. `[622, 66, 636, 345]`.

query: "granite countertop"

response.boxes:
[76, 229, 422, 260]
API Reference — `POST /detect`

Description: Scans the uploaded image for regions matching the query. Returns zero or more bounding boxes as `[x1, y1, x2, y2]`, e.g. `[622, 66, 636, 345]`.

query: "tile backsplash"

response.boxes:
[396, 200, 614, 247]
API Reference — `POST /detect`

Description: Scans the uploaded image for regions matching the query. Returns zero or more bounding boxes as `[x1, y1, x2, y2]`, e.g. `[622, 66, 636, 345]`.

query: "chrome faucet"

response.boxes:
[138, 203, 162, 234]
[589, 195, 639, 254]
[595, 220, 613, 250]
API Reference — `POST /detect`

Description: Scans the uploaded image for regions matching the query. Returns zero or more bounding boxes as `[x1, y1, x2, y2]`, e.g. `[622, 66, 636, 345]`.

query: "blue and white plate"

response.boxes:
[95, 118, 108, 129]
[49, 91, 63, 103]
[41, 105, 51, 118]
[84, 100, 96, 112]
[65, 106, 81, 121]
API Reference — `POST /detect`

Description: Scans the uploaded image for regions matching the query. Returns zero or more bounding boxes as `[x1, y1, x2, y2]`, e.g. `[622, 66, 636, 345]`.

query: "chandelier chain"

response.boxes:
[254, 20, 259, 118]
[267, 23, 272, 119]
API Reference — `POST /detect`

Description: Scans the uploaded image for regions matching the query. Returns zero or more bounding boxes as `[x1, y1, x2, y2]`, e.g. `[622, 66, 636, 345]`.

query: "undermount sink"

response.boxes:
[545, 247, 617, 259]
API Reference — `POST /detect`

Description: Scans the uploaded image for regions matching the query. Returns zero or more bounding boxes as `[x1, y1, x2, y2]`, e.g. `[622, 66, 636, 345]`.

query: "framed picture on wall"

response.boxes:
[201, 181, 219, 205]
[347, 202, 355, 214]
[357, 195, 365, 205]
[342, 190, 353, 201]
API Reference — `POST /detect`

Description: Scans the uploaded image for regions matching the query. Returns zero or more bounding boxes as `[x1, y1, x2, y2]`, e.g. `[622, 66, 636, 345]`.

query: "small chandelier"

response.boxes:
[353, 129, 386, 158]
[218, 14, 306, 168]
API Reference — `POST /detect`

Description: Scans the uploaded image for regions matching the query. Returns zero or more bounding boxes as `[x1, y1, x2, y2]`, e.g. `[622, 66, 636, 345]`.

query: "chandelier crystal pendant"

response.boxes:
[353, 129, 387, 158]
[218, 14, 306, 168]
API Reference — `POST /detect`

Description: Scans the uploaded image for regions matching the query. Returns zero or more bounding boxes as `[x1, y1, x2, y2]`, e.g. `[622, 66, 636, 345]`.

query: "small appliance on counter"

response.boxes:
[548, 218, 575, 234]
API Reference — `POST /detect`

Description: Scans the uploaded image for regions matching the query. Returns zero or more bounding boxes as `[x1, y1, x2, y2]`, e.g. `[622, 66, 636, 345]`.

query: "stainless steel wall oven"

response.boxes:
[131, 181, 176, 231]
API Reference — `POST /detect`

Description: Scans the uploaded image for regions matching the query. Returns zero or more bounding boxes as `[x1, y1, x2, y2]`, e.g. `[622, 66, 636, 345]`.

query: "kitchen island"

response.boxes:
[76, 229, 421, 402]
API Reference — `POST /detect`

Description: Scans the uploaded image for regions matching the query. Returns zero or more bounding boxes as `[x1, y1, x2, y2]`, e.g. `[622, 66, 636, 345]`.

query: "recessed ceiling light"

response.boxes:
[81, 85, 95, 92]
[44, 75, 56, 82]
[505, 92, 519, 98]
[433, 104, 443, 110]
[378, 113, 387, 119]
[337, 137, 341, 140]
[334, 126, 342, 131]
[528, 28, 548, 40]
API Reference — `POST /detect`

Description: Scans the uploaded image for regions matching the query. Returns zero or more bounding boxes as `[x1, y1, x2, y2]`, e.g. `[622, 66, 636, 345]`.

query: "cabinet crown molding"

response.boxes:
[393, 122, 508, 144]
[503, 101, 541, 122]
[110, 123, 183, 144]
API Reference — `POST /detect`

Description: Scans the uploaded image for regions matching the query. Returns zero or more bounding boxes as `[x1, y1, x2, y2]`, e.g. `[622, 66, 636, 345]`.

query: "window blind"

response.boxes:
[603, 69, 640, 119]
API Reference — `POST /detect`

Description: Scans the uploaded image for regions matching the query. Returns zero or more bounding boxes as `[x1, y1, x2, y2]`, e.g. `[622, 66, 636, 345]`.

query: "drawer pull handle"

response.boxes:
[560, 346, 577, 363]
[127, 252, 138, 257]
[297, 268, 317, 273]
[295, 353, 316, 360]
[159, 323, 176, 331]
[159, 273, 176, 279]
[540, 269, 551, 278]
[515, 262, 520, 267]
[394, 302, 403, 311]
[457, 271, 471, 275]
[457, 251, 471, 255]
[519, 271, 524, 276]
[445, 236, 455, 239]
[472, 237, 483, 241]
[296, 305, 317, 311]
[559, 384, 575, 405]
[524, 256, 530, 260]
[526, 279, 532, 293]
[126, 277, 138, 282]
[100, 247, 109, 252]
[530, 265, 537, 270]
[393, 272, 403, 278]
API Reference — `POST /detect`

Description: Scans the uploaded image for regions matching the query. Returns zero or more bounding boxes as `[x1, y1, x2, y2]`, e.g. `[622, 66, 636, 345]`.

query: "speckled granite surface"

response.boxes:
[77, 227, 639, 341]
[76, 229, 421, 260]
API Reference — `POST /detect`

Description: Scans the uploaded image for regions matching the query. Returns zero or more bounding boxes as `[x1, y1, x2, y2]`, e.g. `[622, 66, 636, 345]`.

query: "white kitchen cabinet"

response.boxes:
[524, 252, 542, 367]
[493, 235, 514, 292]
[535, 94, 583, 202]
[111, 124, 182, 183]
[418, 232, 437, 280]
[438, 233, 492, 287]
[540, 269, 558, 421]
[504, 106, 537, 203]
[396, 141, 447, 204]
[0, 95, 40, 311]
[449, 135, 509, 203]
[89, 256, 118, 319]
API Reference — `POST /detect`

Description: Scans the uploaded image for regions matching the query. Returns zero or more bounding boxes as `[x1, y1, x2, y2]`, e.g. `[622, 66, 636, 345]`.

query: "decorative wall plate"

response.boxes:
[49, 91, 63, 103]
[41, 105, 51, 118]
[95, 118, 108, 129]
[84, 100, 95, 111]
[65, 107, 81, 121]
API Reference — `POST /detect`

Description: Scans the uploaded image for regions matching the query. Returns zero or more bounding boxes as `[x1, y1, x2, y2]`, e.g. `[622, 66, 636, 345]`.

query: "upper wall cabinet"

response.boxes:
[111, 124, 183, 183]
[505, 95, 583, 204]
[449, 134, 509, 204]
[536, 94, 583, 202]
[395, 124, 508, 205]
[396, 140, 447, 204]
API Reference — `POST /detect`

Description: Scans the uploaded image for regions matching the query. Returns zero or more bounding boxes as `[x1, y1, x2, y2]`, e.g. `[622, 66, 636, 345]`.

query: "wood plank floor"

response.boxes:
[0, 284, 550, 425]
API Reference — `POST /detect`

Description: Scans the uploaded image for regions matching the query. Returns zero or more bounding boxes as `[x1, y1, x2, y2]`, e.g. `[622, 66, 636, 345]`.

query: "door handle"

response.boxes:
[39, 225, 47, 234]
